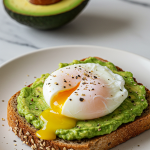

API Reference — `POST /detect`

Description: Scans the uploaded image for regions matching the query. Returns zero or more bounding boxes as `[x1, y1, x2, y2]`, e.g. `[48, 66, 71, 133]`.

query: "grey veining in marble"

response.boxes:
[0, 0, 150, 66]
[0, 16, 39, 49]
[122, 0, 150, 7]
[0, 37, 39, 49]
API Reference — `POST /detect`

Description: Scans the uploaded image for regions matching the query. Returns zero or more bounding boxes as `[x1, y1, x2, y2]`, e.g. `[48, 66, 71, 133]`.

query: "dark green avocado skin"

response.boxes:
[4, 0, 89, 30]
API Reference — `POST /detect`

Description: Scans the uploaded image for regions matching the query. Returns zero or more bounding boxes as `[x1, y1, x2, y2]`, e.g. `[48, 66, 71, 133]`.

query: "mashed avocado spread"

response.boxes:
[17, 57, 148, 140]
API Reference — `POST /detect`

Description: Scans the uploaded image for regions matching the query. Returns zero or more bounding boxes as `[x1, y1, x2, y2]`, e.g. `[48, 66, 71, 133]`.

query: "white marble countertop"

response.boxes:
[0, 0, 150, 66]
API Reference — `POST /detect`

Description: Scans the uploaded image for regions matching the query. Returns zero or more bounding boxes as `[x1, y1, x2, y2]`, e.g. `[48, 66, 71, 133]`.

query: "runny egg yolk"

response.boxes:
[36, 83, 80, 140]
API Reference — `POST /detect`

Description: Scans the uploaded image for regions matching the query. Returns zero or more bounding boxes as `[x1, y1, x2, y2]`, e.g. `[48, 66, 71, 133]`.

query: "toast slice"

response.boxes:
[7, 57, 150, 150]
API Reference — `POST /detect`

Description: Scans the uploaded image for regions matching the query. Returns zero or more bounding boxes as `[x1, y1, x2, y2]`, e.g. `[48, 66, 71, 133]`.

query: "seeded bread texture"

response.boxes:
[7, 57, 150, 150]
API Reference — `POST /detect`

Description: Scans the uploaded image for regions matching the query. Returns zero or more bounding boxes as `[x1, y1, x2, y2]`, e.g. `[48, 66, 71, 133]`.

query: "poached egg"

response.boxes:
[36, 63, 128, 140]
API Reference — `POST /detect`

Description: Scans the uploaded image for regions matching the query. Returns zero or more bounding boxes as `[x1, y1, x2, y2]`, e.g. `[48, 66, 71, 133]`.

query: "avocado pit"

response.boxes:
[29, 0, 62, 5]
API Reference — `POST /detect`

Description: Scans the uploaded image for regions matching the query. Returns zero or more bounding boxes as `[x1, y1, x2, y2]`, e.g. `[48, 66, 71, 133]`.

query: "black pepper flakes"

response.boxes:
[64, 79, 67, 83]
[69, 99, 72, 101]
[82, 82, 86, 85]
[79, 98, 84, 102]
[64, 86, 66, 88]
[94, 76, 97, 79]
[82, 77, 86, 80]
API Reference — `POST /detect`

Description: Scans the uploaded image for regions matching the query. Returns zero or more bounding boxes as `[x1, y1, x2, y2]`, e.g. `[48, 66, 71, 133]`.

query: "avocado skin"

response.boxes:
[4, 0, 89, 30]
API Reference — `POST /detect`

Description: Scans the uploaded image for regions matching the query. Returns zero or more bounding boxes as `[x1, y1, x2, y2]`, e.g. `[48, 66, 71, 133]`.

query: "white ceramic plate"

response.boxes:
[0, 45, 150, 150]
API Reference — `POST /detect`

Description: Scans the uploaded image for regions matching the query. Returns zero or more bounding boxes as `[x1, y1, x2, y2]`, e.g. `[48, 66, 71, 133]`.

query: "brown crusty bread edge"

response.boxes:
[7, 57, 150, 150]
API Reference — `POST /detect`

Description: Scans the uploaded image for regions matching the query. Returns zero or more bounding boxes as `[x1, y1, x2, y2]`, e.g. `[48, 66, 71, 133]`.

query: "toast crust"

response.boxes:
[7, 57, 150, 150]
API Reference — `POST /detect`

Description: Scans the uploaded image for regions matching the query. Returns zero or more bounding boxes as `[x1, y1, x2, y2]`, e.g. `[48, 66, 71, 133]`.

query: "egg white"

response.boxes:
[43, 63, 128, 120]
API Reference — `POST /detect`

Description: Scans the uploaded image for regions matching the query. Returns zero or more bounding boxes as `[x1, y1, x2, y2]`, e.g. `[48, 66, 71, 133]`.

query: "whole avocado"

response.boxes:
[3, 0, 89, 30]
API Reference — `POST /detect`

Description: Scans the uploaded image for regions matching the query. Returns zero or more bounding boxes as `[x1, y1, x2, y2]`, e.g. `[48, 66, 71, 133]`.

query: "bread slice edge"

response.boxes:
[7, 57, 150, 150]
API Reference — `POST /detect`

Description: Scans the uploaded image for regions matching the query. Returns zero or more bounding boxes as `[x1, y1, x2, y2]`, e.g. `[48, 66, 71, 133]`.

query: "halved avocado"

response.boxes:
[3, 0, 89, 30]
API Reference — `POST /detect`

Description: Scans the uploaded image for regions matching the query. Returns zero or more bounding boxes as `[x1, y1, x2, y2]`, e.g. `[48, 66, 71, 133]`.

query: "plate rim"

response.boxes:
[1, 45, 150, 150]
[1, 45, 150, 68]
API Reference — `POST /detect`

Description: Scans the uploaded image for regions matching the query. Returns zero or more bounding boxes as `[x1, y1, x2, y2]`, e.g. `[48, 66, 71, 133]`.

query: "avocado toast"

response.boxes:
[7, 57, 150, 150]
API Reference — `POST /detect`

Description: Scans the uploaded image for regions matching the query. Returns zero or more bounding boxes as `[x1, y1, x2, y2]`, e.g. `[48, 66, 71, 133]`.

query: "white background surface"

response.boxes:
[1, 0, 150, 150]
[1, 0, 150, 65]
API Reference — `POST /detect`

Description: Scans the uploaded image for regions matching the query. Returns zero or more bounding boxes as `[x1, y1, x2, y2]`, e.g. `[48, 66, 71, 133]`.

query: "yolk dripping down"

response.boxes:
[36, 83, 80, 140]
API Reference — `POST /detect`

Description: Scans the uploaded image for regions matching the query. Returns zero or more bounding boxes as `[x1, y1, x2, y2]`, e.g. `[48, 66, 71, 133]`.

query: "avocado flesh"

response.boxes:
[4, 0, 86, 16]
[3, 0, 89, 29]
[17, 57, 148, 140]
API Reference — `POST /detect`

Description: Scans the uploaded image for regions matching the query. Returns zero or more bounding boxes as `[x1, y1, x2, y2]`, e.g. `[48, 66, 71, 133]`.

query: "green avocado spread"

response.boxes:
[17, 57, 148, 140]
